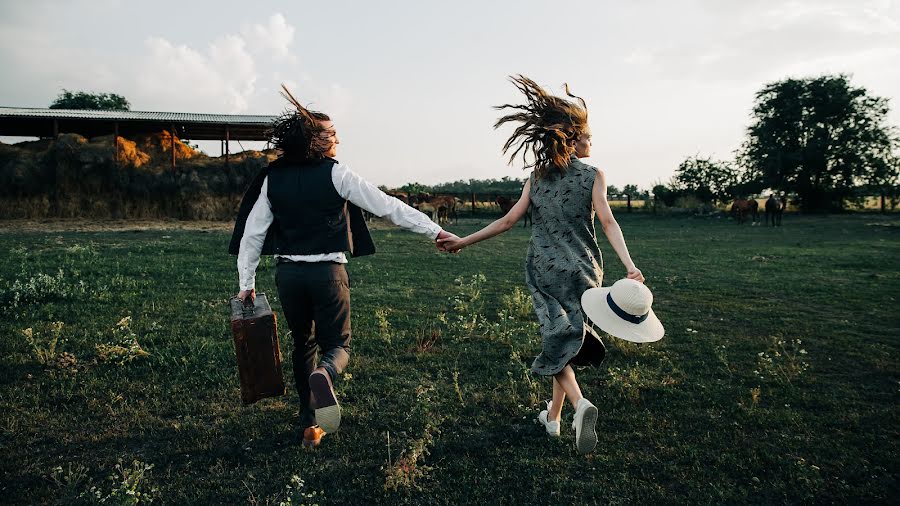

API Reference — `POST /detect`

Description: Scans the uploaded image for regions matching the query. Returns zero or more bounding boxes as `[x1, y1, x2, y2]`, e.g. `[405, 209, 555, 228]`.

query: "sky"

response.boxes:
[1, 0, 898, 190]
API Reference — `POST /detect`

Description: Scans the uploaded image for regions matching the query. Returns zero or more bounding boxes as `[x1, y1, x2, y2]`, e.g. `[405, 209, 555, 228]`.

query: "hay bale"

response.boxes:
[134, 131, 198, 162]
[54, 133, 88, 152]
[0, 140, 55, 197]
[0, 134, 276, 220]
[90, 135, 151, 167]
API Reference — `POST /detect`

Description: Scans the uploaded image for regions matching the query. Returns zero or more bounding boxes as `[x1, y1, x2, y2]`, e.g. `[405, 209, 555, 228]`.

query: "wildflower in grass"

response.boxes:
[96, 316, 150, 365]
[88, 459, 157, 504]
[755, 336, 810, 385]
[279, 474, 324, 506]
[22, 321, 68, 367]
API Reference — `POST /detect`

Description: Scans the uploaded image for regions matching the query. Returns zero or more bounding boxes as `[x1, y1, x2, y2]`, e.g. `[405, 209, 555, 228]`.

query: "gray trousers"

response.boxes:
[275, 261, 351, 428]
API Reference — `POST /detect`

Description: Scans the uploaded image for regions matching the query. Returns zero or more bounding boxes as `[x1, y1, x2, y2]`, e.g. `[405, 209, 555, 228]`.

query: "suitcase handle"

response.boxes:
[241, 295, 255, 317]
[230, 295, 257, 318]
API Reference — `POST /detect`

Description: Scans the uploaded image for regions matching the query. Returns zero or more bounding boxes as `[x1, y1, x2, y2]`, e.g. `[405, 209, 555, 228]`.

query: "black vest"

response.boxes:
[228, 158, 375, 257]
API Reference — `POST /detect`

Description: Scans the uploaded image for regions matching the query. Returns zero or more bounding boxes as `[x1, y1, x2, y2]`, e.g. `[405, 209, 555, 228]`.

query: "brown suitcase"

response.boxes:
[229, 293, 286, 404]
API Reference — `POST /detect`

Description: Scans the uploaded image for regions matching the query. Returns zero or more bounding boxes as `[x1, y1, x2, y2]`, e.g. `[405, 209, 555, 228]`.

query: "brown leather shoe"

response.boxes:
[302, 425, 325, 448]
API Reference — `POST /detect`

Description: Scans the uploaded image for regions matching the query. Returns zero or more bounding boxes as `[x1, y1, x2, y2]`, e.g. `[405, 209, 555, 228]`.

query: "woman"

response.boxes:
[438, 76, 645, 455]
[231, 86, 457, 448]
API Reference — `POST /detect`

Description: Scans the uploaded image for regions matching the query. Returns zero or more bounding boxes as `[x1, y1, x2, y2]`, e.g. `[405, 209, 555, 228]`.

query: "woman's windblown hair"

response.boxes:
[494, 75, 588, 179]
[268, 84, 331, 161]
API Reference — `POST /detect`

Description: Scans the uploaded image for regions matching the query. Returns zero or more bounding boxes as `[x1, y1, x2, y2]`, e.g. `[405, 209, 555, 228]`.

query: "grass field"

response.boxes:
[1, 213, 898, 504]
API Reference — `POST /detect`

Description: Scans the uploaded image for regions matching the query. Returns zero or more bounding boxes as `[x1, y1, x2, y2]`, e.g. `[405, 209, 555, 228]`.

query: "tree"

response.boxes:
[431, 176, 526, 194]
[651, 183, 679, 207]
[606, 185, 621, 197]
[740, 74, 899, 211]
[672, 155, 739, 204]
[50, 90, 130, 111]
[398, 182, 430, 195]
[863, 144, 900, 212]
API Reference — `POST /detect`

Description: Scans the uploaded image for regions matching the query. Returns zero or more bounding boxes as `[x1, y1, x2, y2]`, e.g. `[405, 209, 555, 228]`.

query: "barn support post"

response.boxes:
[114, 122, 119, 168]
[53, 119, 59, 138]
[170, 123, 176, 169]
[225, 126, 230, 167]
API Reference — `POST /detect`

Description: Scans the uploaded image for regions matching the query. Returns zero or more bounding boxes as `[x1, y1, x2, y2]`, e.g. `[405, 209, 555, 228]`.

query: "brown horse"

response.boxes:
[418, 195, 458, 224]
[731, 198, 759, 225]
[386, 191, 409, 205]
[496, 196, 531, 227]
[764, 195, 783, 226]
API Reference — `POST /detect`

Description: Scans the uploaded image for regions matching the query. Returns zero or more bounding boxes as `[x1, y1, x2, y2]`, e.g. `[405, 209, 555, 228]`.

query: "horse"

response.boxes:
[496, 196, 531, 227]
[386, 191, 409, 205]
[409, 193, 432, 210]
[764, 195, 783, 227]
[731, 198, 759, 225]
[418, 195, 457, 225]
[779, 195, 787, 225]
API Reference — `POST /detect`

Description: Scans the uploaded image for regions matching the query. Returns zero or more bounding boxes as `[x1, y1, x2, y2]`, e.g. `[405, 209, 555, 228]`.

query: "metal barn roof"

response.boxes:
[0, 107, 278, 141]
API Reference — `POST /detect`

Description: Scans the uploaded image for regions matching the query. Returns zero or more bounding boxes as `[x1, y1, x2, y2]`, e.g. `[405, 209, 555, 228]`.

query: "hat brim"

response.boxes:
[581, 287, 665, 343]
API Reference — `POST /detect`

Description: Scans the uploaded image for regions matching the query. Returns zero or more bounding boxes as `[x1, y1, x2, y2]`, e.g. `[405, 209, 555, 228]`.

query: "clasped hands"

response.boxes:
[435, 230, 465, 253]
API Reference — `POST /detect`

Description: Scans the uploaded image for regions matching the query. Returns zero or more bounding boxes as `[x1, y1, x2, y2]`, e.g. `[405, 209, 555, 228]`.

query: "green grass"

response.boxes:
[1, 214, 898, 504]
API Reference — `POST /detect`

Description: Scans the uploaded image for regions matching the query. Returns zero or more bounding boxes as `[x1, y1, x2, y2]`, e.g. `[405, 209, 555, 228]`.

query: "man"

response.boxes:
[230, 86, 457, 448]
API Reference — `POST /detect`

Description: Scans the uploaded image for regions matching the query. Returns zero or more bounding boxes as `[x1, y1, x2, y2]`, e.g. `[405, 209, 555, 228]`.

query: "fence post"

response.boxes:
[471, 192, 476, 216]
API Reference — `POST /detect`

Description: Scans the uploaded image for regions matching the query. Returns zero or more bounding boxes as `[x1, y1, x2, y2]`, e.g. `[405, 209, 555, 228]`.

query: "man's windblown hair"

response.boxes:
[268, 84, 331, 161]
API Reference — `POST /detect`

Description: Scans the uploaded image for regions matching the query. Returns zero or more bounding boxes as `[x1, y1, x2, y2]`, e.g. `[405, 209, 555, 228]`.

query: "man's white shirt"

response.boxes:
[238, 162, 442, 290]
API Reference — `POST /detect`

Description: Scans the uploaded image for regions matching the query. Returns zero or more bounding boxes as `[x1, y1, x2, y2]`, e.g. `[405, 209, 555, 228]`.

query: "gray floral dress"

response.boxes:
[526, 156, 606, 376]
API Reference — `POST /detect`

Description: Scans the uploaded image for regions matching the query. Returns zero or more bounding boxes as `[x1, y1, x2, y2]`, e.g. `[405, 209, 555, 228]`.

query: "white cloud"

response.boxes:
[0, 11, 316, 115]
[133, 35, 256, 113]
[618, 0, 900, 85]
[242, 13, 296, 60]
[755, 0, 900, 34]
[127, 13, 349, 116]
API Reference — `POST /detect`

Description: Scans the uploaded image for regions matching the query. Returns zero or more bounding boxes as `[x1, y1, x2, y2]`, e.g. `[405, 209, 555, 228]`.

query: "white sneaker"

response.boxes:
[309, 370, 341, 433]
[571, 398, 598, 455]
[538, 401, 561, 437]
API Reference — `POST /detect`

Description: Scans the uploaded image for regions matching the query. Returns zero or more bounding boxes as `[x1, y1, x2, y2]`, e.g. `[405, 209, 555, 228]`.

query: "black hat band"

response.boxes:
[607, 293, 649, 324]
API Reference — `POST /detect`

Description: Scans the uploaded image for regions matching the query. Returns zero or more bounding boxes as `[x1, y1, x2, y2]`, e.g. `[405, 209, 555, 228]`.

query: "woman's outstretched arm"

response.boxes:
[592, 169, 644, 282]
[437, 179, 532, 252]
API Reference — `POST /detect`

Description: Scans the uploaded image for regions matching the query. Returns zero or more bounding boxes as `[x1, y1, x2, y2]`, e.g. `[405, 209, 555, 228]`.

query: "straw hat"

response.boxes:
[581, 279, 664, 343]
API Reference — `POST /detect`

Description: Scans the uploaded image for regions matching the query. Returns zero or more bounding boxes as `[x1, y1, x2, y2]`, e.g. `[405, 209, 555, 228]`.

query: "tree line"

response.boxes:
[658, 74, 899, 212]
